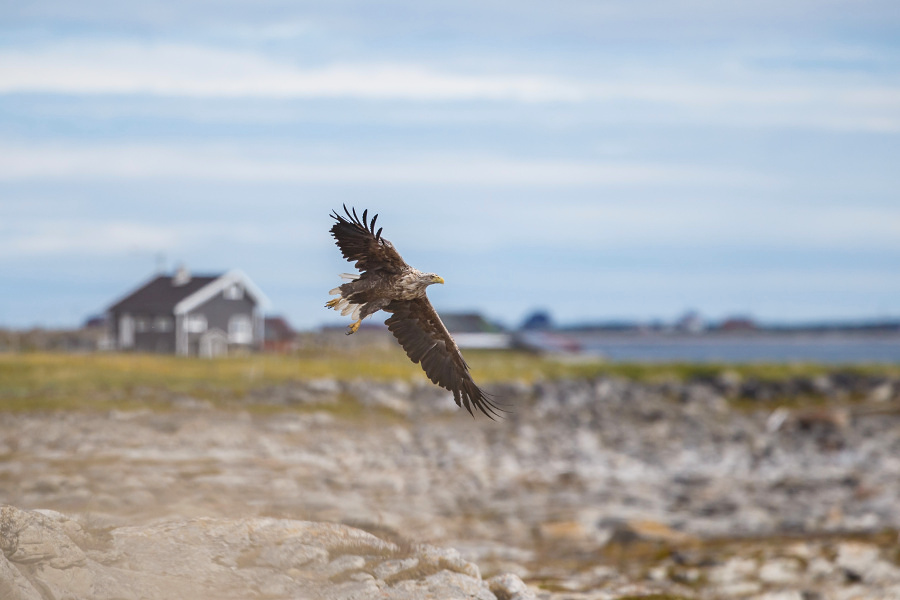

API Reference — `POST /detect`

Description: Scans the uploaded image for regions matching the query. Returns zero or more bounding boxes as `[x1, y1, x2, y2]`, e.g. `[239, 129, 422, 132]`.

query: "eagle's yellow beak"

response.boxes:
[432, 275, 445, 284]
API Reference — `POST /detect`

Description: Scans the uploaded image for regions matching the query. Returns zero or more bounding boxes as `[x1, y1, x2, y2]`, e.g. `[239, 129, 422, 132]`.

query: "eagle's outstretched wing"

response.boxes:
[330, 205, 407, 274]
[385, 298, 505, 420]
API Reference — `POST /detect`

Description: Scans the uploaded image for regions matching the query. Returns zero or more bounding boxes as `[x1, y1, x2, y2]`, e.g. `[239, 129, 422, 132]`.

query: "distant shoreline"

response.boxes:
[567, 330, 900, 364]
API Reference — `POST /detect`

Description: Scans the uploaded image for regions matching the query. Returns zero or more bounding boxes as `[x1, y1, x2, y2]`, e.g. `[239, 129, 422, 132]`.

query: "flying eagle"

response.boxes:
[326, 206, 504, 419]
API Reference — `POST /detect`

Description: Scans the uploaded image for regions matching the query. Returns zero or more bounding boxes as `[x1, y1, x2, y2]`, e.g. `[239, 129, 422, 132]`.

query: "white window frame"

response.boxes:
[224, 284, 244, 300]
[119, 314, 134, 348]
[185, 313, 208, 333]
[228, 314, 253, 344]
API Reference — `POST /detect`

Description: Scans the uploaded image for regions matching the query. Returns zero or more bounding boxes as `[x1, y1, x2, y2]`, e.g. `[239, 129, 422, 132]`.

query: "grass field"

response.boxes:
[1, 350, 897, 412]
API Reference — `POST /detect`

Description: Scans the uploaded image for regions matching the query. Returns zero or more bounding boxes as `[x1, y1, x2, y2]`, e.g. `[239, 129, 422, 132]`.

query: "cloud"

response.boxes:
[0, 41, 583, 102]
[0, 218, 281, 258]
[457, 200, 900, 252]
[1, 39, 898, 132]
[0, 141, 765, 187]
[0, 220, 180, 257]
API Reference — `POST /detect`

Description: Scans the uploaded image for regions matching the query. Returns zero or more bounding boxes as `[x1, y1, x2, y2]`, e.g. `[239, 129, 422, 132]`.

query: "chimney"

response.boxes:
[172, 264, 191, 286]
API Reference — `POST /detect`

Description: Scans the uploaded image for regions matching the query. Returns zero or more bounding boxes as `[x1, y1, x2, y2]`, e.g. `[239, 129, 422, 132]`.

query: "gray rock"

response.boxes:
[346, 379, 414, 414]
[488, 573, 536, 600]
[307, 378, 342, 395]
[708, 556, 758, 585]
[321, 554, 367, 578]
[4, 370, 900, 598]
[255, 538, 328, 570]
[416, 544, 481, 580]
[0, 506, 130, 600]
[836, 541, 900, 585]
[374, 557, 420, 580]
[759, 557, 802, 584]
[0, 505, 511, 600]
[0, 556, 43, 600]
[755, 592, 804, 600]
[869, 381, 895, 403]
[388, 570, 495, 599]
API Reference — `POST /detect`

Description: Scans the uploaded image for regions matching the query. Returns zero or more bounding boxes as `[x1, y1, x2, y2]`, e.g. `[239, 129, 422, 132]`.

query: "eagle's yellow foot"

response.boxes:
[346, 319, 362, 335]
[325, 298, 341, 308]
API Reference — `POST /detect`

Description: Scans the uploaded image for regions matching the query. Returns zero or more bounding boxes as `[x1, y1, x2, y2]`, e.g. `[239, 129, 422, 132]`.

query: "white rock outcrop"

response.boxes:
[0, 504, 527, 600]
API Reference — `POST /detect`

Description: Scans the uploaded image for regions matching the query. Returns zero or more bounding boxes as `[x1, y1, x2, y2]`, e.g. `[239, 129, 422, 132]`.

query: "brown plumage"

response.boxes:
[326, 205, 504, 419]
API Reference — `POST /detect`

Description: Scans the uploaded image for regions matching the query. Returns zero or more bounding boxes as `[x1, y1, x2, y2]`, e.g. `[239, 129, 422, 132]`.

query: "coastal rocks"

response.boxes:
[210, 372, 900, 419]
[730, 372, 900, 404]
[2, 370, 900, 598]
[488, 573, 536, 600]
[0, 504, 525, 600]
[688, 538, 900, 600]
[246, 378, 342, 407]
[835, 541, 900, 586]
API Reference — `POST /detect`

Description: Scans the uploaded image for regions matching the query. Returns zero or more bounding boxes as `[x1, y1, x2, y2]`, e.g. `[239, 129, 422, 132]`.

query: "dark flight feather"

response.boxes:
[330, 205, 406, 274]
[384, 298, 505, 419]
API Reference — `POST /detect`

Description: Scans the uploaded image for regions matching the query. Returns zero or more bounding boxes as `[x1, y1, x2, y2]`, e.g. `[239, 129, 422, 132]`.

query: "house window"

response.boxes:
[119, 315, 134, 348]
[154, 316, 173, 332]
[185, 314, 207, 333]
[224, 284, 244, 300]
[228, 314, 253, 344]
[135, 316, 151, 333]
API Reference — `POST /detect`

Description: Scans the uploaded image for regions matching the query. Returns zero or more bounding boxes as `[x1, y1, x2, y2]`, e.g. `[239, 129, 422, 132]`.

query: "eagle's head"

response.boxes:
[404, 271, 445, 296]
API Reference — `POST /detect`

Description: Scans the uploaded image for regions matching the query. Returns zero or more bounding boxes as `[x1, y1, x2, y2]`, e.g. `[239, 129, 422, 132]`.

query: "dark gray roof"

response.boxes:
[440, 312, 505, 334]
[108, 274, 222, 313]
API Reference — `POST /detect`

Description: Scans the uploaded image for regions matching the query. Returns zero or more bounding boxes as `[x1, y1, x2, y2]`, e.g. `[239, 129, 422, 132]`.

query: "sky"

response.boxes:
[1, 1, 899, 330]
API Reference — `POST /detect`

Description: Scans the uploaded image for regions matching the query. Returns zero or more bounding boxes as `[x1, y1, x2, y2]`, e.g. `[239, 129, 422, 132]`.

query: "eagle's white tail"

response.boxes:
[327, 273, 363, 322]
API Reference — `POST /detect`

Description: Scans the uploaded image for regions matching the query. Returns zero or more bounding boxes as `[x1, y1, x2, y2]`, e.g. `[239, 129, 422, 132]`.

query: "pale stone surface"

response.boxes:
[709, 557, 759, 584]
[759, 558, 802, 584]
[488, 573, 536, 600]
[0, 505, 502, 600]
[755, 592, 804, 600]
[0, 556, 43, 600]
[3, 373, 900, 598]
[374, 557, 420, 580]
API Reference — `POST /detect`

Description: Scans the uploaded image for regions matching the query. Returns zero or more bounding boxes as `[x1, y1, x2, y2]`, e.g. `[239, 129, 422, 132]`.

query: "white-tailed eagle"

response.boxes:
[326, 206, 503, 419]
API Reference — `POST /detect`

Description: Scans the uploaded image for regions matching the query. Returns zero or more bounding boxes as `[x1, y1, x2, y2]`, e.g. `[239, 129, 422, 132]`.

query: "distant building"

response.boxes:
[514, 330, 583, 354]
[263, 316, 297, 353]
[675, 310, 706, 333]
[313, 311, 513, 350]
[106, 267, 267, 357]
[521, 310, 553, 331]
[719, 316, 757, 332]
[82, 314, 107, 330]
[440, 312, 513, 350]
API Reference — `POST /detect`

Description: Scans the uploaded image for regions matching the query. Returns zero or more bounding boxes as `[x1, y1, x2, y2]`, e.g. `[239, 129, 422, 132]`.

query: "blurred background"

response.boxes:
[3, 4, 900, 598]
[2, 0, 899, 341]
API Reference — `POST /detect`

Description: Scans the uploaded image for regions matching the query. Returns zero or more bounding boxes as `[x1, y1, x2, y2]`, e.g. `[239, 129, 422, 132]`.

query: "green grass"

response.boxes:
[0, 349, 423, 411]
[465, 351, 898, 384]
[1, 350, 897, 412]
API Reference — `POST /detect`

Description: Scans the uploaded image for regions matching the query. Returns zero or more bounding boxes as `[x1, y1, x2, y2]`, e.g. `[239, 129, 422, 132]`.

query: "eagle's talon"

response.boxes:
[326, 298, 341, 308]
[347, 319, 362, 335]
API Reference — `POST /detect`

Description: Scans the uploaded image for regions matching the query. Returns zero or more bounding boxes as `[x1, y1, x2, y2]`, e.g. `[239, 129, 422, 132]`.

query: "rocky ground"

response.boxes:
[2, 371, 900, 598]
